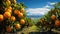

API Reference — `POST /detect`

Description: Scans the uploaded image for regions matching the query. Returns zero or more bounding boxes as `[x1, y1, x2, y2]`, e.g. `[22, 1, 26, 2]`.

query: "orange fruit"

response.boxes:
[18, 12, 23, 18]
[55, 20, 60, 27]
[20, 19, 25, 25]
[11, 16, 16, 22]
[17, 11, 20, 13]
[20, 8, 25, 13]
[7, 0, 11, 6]
[5, 6, 12, 13]
[13, 0, 16, 3]
[6, 9, 12, 13]
[6, 27, 12, 32]
[14, 10, 19, 15]
[51, 15, 56, 20]
[15, 24, 21, 29]
[0, 14, 4, 22]
[8, 6, 12, 10]
[3, 12, 11, 18]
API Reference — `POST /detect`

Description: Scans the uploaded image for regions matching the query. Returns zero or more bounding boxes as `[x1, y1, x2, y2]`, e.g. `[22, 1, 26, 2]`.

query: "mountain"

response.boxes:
[27, 14, 43, 18]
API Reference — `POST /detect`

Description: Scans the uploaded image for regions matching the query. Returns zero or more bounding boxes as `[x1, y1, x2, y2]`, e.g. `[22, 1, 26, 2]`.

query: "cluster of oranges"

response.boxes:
[51, 15, 60, 27]
[14, 9, 24, 18]
[0, 0, 26, 33]
[6, 0, 16, 6]
[0, 6, 12, 22]
[39, 14, 60, 28]
[6, 24, 21, 32]
[0, 6, 25, 32]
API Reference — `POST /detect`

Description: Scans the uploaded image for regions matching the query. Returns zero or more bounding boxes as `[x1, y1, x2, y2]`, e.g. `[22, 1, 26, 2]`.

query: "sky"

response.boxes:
[17, 0, 60, 18]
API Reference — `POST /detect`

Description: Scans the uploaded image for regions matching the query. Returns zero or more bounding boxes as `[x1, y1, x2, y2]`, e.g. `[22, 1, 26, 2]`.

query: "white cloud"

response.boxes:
[26, 4, 51, 16]
[44, 5, 50, 8]
[26, 7, 50, 16]
[48, 2, 57, 5]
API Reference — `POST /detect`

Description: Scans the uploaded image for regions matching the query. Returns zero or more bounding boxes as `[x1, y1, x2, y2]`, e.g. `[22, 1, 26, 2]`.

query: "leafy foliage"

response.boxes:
[36, 2, 60, 32]
[0, 0, 27, 33]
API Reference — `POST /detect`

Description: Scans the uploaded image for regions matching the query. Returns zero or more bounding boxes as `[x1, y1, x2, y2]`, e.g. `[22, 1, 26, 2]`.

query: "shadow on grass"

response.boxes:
[29, 31, 57, 34]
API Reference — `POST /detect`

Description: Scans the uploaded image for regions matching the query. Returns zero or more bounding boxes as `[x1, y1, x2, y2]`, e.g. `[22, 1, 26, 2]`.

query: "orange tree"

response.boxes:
[36, 2, 60, 32]
[0, 0, 27, 33]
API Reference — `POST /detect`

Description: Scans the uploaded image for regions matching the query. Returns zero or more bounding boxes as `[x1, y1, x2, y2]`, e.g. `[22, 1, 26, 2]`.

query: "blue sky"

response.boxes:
[17, 0, 60, 18]
[17, 0, 60, 8]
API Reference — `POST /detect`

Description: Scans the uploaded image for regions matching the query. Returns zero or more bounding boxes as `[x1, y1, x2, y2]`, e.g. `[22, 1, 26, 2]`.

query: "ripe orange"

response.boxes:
[7, 0, 11, 6]
[3, 12, 11, 18]
[18, 12, 23, 18]
[20, 8, 25, 13]
[6, 27, 12, 32]
[15, 24, 21, 29]
[20, 19, 25, 25]
[10, 16, 16, 22]
[55, 20, 60, 27]
[6, 9, 12, 13]
[13, 0, 16, 3]
[14, 10, 19, 15]
[0, 14, 4, 22]
[51, 15, 56, 20]
[5, 6, 12, 13]
[8, 6, 12, 10]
